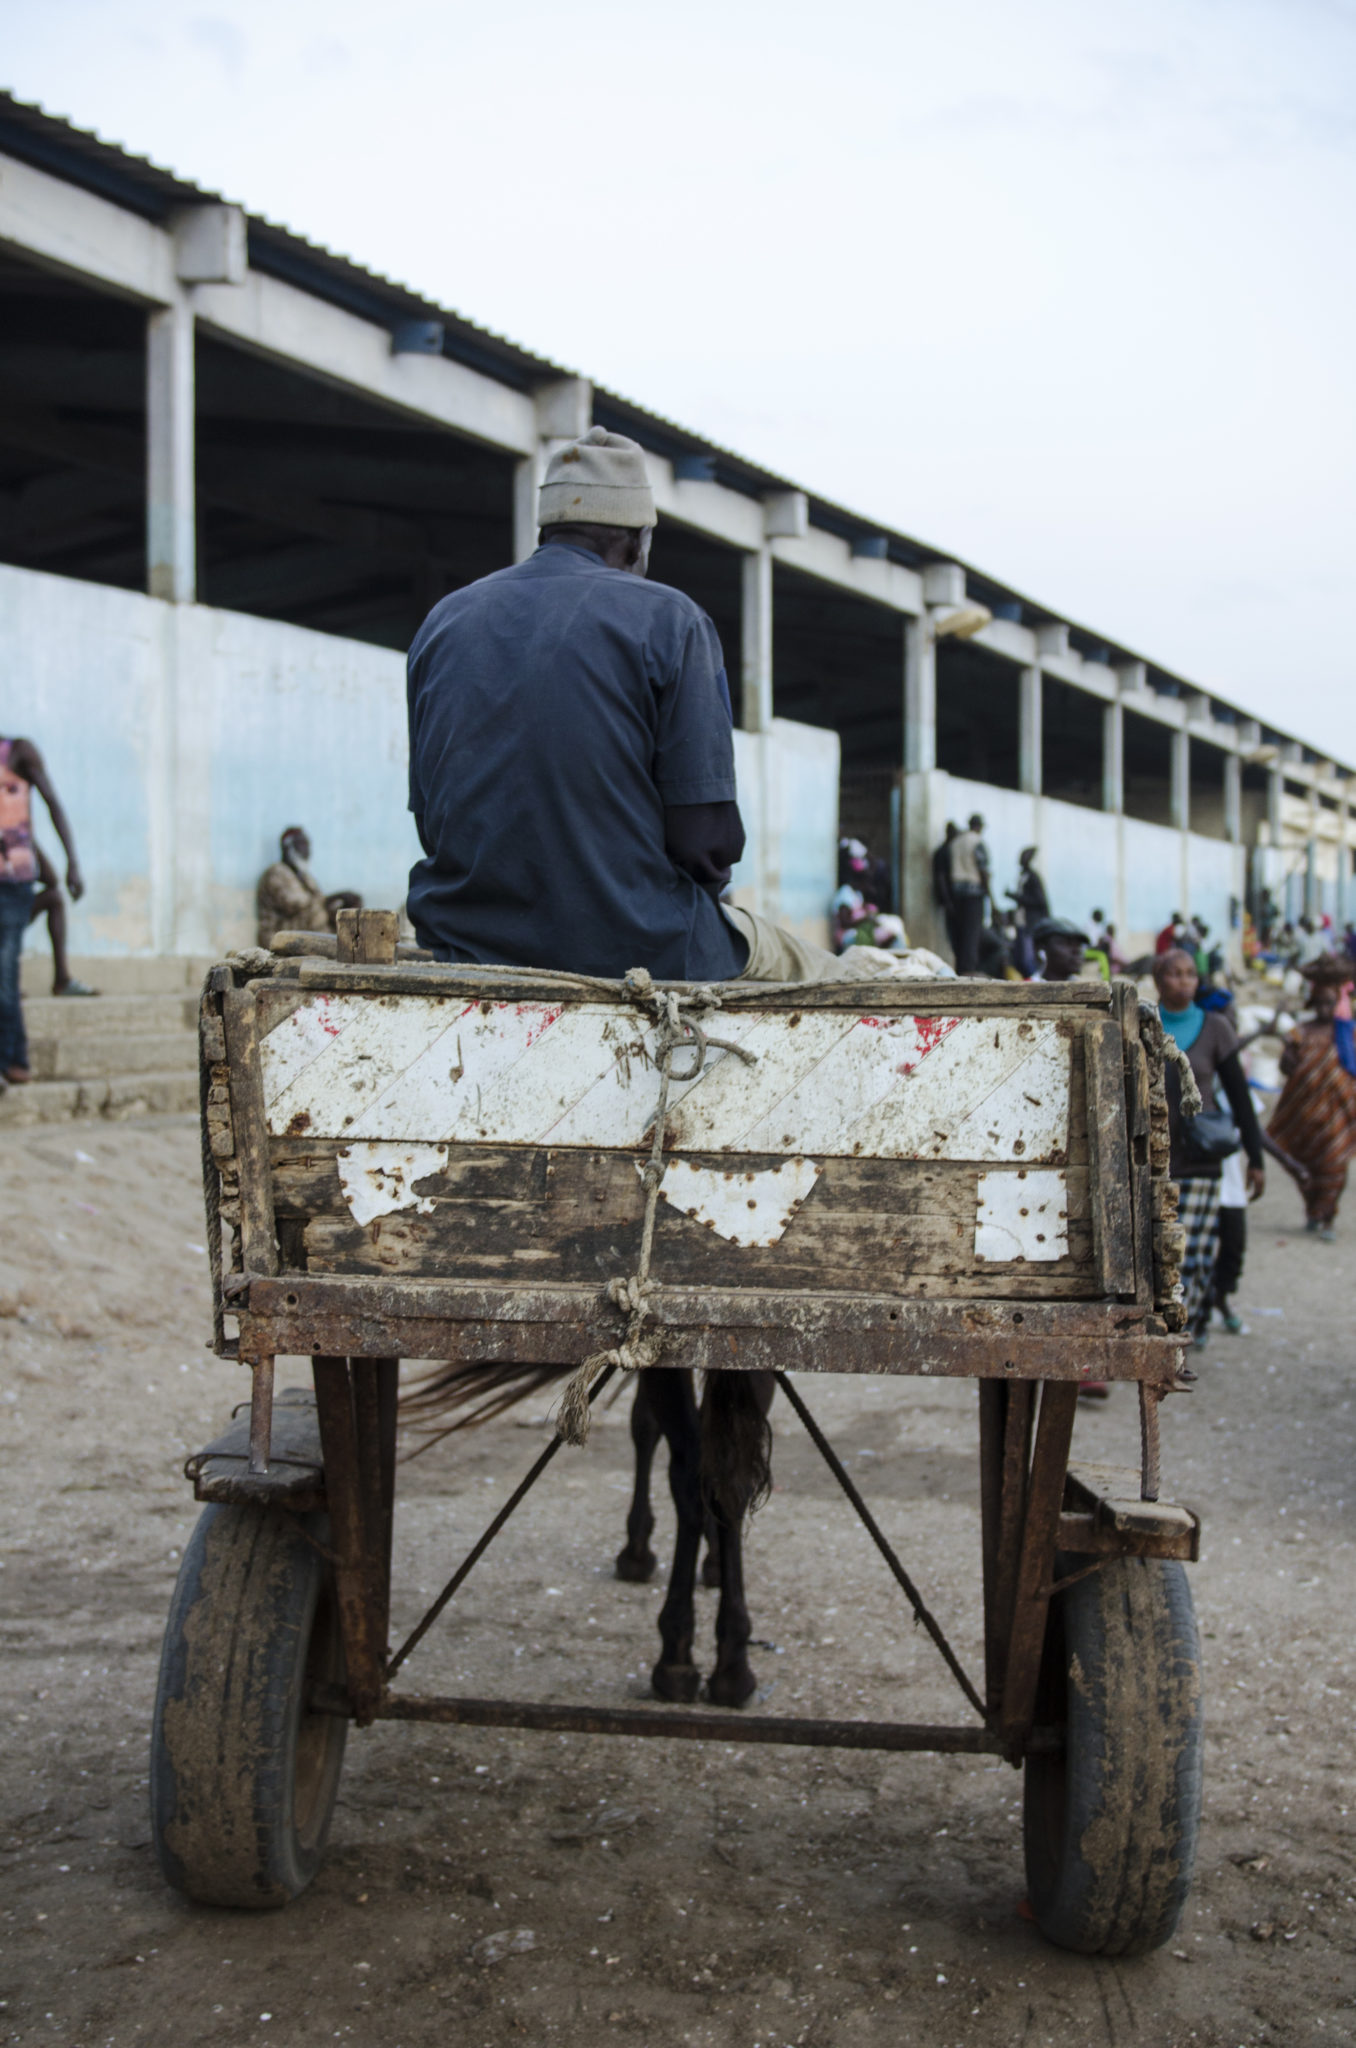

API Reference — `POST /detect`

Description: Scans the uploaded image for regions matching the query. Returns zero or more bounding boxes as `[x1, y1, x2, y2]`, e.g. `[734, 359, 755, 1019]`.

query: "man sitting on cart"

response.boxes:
[405, 427, 946, 986]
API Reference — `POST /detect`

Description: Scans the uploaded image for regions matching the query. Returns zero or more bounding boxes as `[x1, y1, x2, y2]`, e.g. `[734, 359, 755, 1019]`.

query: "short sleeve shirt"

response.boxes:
[949, 831, 987, 891]
[406, 544, 747, 980]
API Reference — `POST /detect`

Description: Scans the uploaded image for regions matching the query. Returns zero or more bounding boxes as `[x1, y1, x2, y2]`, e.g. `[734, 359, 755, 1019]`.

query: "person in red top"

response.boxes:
[1155, 912, 1183, 955]
[0, 737, 86, 1087]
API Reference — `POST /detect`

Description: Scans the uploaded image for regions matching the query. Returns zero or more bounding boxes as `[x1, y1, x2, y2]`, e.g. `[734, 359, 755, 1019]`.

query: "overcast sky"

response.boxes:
[5, 0, 1355, 756]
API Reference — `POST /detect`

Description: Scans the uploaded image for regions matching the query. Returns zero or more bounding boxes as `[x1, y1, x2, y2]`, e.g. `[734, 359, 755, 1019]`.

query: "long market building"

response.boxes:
[0, 91, 1350, 974]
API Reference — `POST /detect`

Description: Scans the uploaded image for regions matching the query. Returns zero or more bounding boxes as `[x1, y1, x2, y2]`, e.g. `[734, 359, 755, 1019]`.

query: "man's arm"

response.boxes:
[664, 800, 745, 897]
[10, 739, 83, 899]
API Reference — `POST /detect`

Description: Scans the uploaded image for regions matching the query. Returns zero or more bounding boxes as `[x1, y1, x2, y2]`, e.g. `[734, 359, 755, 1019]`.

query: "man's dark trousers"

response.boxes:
[952, 889, 985, 975]
[0, 881, 33, 1071]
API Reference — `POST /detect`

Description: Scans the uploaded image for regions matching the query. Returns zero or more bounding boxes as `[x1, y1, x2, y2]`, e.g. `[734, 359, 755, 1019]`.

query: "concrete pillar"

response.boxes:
[903, 614, 936, 774]
[511, 457, 538, 564]
[1336, 800, 1350, 929]
[1223, 752, 1242, 844]
[1102, 701, 1124, 814]
[740, 545, 773, 734]
[1170, 729, 1190, 832]
[512, 377, 594, 563]
[146, 296, 195, 603]
[1267, 765, 1284, 843]
[1305, 837, 1319, 922]
[1018, 666, 1042, 795]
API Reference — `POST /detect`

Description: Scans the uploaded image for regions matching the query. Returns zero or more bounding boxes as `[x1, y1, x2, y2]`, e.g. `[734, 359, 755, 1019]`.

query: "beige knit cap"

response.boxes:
[538, 425, 656, 530]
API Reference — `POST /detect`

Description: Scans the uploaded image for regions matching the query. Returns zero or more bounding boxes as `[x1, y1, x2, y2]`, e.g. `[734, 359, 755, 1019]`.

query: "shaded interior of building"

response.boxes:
[0, 242, 1302, 924]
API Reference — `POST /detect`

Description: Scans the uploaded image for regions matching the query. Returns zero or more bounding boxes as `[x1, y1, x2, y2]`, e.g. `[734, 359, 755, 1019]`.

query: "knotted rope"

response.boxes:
[554, 968, 758, 1448]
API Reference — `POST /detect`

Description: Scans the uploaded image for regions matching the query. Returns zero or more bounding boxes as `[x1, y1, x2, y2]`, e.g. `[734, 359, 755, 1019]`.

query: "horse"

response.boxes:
[400, 1362, 776, 1708]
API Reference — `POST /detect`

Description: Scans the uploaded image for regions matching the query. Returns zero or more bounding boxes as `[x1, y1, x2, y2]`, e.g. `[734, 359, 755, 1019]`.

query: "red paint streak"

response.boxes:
[509, 1002, 563, 1050]
[896, 1014, 961, 1075]
[913, 1014, 961, 1055]
[858, 1015, 893, 1030]
[314, 996, 341, 1039]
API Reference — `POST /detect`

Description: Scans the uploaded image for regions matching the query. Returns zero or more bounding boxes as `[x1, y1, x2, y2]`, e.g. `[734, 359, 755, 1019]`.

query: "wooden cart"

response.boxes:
[151, 914, 1203, 1955]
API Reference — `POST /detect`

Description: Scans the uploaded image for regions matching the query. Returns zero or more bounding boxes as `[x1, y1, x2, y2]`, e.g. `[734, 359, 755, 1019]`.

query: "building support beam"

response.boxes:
[1170, 730, 1190, 833]
[904, 614, 936, 774]
[1223, 752, 1242, 845]
[146, 294, 196, 603]
[741, 545, 773, 734]
[1019, 666, 1042, 795]
[1102, 701, 1124, 815]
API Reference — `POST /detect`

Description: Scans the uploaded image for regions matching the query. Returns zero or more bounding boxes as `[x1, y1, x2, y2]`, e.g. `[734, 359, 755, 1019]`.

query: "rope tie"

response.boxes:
[555, 969, 758, 1448]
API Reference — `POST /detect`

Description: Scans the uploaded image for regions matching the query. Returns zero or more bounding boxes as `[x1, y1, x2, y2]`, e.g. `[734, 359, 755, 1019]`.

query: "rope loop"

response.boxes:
[554, 972, 758, 1447]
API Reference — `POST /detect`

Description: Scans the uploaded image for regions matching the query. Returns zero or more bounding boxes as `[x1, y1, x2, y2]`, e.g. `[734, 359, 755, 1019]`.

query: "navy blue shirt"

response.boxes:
[406, 544, 749, 980]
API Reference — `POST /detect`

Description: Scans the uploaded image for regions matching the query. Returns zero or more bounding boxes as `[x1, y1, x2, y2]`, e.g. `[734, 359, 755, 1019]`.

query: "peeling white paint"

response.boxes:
[649, 1157, 823, 1247]
[336, 1141, 448, 1225]
[261, 997, 1071, 1162]
[974, 1169, 1068, 1262]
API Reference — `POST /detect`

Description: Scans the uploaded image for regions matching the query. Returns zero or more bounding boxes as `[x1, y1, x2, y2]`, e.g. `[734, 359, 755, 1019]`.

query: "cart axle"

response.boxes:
[311, 1686, 1062, 1756]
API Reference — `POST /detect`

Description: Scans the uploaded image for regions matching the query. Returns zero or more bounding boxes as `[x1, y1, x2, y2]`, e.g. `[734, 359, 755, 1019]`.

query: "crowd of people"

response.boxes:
[832, 819, 1356, 1349]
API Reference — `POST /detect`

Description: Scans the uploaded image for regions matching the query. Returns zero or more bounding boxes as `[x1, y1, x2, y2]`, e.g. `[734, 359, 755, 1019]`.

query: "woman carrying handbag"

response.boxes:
[1153, 948, 1266, 1349]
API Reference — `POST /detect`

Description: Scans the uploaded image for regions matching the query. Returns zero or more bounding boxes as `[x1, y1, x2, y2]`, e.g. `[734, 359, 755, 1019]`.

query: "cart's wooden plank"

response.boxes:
[258, 996, 1077, 1163]
[290, 962, 1117, 1008]
[1000, 1381, 1079, 1741]
[985, 1380, 1035, 1712]
[244, 1273, 1161, 1335]
[221, 986, 277, 1276]
[295, 1151, 1099, 1295]
[237, 1275, 1181, 1382]
[1083, 1018, 1136, 1297]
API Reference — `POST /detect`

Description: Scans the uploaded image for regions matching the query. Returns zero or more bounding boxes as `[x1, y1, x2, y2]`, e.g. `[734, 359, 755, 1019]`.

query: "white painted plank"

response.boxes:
[942, 1032, 1071, 1161]
[336, 1142, 449, 1225]
[654, 1157, 823, 1247]
[845, 1019, 1068, 1161]
[975, 1169, 1068, 1260]
[736, 1014, 960, 1154]
[260, 996, 1071, 1161]
[661, 1014, 857, 1150]
[346, 1000, 565, 1142]
[264, 995, 474, 1135]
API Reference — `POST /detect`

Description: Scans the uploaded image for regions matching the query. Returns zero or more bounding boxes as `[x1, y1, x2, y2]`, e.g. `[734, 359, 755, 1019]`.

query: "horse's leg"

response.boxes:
[703, 1371, 776, 1709]
[615, 1375, 662, 1582]
[648, 1368, 704, 1703]
[700, 1506, 721, 1589]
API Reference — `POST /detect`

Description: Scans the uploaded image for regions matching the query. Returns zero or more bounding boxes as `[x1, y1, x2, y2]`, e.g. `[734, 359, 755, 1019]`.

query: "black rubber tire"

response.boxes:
[1023, 1554, 1203, 1956]
[150, 1504, 348, 1908]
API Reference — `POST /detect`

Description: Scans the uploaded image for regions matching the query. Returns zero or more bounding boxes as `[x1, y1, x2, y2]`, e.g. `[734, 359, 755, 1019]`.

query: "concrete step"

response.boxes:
[23, 992, 199, 1037]
[28, 1030, 198, 1082]
[19, 953, 213, 998]
[0, 1070, 200, 1126]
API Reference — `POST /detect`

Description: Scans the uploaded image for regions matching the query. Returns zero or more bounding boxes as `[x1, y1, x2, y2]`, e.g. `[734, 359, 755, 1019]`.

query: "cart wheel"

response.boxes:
[1023, 1555, 1202, 1956]
[150, 1504, 348, 1908]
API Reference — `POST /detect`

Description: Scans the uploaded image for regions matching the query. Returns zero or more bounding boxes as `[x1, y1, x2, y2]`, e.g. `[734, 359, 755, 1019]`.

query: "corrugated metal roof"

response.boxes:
[0, 89, 1344, 769]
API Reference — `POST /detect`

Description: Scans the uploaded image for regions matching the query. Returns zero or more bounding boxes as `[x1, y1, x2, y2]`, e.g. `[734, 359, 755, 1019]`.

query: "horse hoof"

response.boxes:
[652, 1660, 701, 1703]
[700, 1553, 721, 1589]
[705, 1665, 757, 1710]
[615, 1547, 657, 1582]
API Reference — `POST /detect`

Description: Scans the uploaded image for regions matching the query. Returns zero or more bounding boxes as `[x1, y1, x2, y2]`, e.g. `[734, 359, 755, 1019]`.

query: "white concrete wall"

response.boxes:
[730, 719, 839, 948]
[5, 562, 417, 958]
[5, 562, 837, 960]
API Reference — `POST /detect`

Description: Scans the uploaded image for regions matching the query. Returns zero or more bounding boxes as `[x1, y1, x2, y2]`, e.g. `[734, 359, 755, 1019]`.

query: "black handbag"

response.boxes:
[1183, 1107, 1240, 1164]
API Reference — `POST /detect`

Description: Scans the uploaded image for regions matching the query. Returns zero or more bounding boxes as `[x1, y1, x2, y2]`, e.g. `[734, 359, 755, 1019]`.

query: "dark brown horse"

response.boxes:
[402, 1363, 775, 1707]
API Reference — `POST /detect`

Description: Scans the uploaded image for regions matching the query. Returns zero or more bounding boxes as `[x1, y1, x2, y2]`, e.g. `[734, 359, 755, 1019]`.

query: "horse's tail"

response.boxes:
[399, 1360, 573, 1457]
[699, 1370, 774, 1527]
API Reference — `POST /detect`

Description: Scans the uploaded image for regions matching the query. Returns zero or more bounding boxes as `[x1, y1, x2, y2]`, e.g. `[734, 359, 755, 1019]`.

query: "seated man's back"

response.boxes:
[407, 429, 746, 982]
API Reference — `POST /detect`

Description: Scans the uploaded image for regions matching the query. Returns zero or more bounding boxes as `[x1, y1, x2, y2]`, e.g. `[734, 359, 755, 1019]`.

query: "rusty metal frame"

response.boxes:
[295, 1351, 1109, 1761]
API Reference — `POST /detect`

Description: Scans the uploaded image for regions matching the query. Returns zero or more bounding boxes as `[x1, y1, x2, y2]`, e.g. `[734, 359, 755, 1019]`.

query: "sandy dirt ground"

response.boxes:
[1, 1112, 1354, 2048]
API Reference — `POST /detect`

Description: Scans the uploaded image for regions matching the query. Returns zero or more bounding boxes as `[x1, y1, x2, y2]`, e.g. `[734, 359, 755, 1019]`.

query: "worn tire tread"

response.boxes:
[1024, 1554, 1203, 1956]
